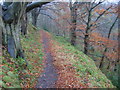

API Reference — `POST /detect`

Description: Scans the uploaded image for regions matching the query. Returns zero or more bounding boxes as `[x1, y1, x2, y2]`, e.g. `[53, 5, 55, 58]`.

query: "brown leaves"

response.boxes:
[39, 31, 87, 88]
[20, 31, 45, 88]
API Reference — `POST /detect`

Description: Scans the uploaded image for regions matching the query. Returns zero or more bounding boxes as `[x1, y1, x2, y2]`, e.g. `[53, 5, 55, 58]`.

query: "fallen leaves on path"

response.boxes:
[41, 30, 87, 88]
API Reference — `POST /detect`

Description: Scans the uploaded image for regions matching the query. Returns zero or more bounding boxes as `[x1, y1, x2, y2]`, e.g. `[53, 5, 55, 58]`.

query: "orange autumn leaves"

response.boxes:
[90, 32, 118, 47]
[41, 31, 87, 88]
[20, 31, 45, 88]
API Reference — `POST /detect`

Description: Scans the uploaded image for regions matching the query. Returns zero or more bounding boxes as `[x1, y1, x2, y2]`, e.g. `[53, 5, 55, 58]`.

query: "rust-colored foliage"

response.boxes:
[40, 30, 87, 88]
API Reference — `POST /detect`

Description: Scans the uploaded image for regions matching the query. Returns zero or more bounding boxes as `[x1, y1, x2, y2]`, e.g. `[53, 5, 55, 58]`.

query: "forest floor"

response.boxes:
[36, 30, 57, 88]
[36, 30, 86, 88]
[1, 27, 115, 88]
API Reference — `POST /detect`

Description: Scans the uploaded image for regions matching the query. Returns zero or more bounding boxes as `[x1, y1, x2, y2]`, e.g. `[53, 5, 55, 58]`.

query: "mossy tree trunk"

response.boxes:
[2, 2, 26, 59]
[2, 2, 34, 58]
[2, 1, 53, 59]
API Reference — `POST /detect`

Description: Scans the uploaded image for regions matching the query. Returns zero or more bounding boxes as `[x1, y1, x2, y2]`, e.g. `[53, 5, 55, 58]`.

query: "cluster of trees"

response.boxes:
[1, 0, 119, 87]
[38, 0, 119, 69]
[37, 0, 119, 87]
[1, 0, 54, 67]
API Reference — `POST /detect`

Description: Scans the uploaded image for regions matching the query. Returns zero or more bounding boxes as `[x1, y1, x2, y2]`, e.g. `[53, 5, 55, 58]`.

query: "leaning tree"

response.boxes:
[1, 0, 54, 60]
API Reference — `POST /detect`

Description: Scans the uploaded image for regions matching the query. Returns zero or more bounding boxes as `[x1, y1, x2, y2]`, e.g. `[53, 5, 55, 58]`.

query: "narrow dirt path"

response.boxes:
[36, 30, 86, 88]
[36, 30, 58, 88]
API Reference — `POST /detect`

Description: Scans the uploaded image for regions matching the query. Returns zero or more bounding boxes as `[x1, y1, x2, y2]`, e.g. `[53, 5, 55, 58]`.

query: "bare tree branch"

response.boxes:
[91, 1, 103, 10]
[95, 5, 112, 22]
[26, 2, 49, 12]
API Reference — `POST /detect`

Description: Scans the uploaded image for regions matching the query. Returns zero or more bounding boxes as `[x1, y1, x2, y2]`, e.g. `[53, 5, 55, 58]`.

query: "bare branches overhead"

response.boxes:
[26, 2, 49, 12]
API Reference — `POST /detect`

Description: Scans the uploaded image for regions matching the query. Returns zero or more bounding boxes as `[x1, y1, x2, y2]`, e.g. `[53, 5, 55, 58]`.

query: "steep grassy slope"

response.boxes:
[1, 26, 116, 88]
[1, 24, 44, 88]
[53, 35, 115, 88]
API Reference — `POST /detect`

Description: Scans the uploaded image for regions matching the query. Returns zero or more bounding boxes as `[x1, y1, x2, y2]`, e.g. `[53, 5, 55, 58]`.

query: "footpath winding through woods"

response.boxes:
[36, 30, 57, 88]
[36, 30, 86, 88]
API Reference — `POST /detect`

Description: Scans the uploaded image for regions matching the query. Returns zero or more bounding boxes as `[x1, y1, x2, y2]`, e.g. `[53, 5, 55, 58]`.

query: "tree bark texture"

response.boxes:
[70, 2, 77, 46]
[31, 8, 40, 27]
[2, 2, 26, 58]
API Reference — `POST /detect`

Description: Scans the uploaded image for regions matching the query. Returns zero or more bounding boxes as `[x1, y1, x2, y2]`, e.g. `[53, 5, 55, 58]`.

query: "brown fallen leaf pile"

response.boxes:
[42, 30, 88, 88]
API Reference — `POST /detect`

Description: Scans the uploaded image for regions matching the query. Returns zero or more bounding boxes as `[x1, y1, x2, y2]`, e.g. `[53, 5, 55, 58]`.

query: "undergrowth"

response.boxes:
[53, 35, 115, 88]
[1, 24, 44, 88]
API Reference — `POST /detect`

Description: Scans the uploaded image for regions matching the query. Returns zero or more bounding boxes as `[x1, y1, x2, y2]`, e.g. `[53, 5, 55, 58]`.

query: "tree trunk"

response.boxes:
[1, 1, 53, 70]
[99, 48, 107, 68]
[5, 24, 24, 58]
[32, 16, 37, 27]
[0, 17, 2, 56]
[70, 2, 77, 46]
[2, 2, 26, 59]
[21, 12, 27, 35]
[84, 8, 92, 55]
[84, 34, 89, 55]
[99, 16, 118, 68]
[31, 8, 40, 27]
[1, 18, 7, 47]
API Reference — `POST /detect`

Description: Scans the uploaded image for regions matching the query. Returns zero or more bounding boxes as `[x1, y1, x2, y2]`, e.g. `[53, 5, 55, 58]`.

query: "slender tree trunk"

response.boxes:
[107, 60, 110, 70]
[99, 48, 107, 68]
[21, 11, 28, 35]
[70, 2, 77, 46]
[1, 18, 7, 47]
[84, 9, 92, 55]
[31, 8, 40, 27]
[84, 34, 89, 55]
[99, 16, 118, 68]
[0, 17, 2, 56]
[32, 16, 37, 27]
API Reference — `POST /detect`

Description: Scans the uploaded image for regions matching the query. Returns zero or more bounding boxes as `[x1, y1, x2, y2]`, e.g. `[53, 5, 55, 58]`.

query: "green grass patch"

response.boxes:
[53, 35, 115, 88]
[1, 24, 44, 88]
